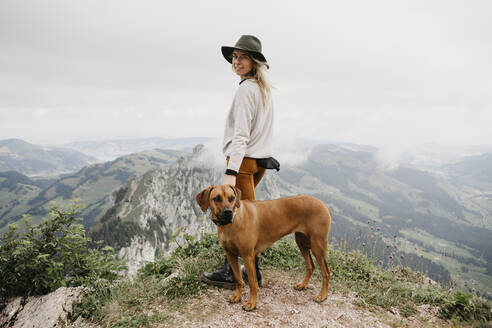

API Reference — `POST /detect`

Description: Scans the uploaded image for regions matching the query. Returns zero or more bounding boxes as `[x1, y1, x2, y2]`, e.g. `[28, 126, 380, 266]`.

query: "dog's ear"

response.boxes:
[195, 186, 213, 212]
[233, 186, 242, 209]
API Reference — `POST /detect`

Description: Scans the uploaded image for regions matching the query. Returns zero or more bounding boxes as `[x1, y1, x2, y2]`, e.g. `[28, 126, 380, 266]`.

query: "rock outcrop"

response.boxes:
[0, 287, 83, 328]
[91, 145, 280, 274]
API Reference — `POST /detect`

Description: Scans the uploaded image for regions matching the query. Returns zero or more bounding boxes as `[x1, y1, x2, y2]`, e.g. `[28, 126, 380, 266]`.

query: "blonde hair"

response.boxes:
[232, 54, 274, 109]
[250, 57, 273, 110]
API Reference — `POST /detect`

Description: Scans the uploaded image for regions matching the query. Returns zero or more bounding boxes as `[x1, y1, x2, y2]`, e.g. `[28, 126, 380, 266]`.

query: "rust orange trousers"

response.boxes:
[227, 157, 266, 201]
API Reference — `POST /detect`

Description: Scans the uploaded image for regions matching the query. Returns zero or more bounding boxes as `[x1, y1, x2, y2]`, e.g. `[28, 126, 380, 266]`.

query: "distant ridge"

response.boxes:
[445, 152, 492, 183]
[0, 170, 54, 189]
[63, 137, 213, 161]
[0, 138, 96, 176]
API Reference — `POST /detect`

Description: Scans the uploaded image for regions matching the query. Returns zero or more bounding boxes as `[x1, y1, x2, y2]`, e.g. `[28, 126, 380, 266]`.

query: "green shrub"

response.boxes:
[0, 202, 126, 300]
[440, 290, 492, 326]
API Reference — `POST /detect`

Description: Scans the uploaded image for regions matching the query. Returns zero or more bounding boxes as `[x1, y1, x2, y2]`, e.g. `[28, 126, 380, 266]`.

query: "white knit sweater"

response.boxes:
[222, 79, 274, 173]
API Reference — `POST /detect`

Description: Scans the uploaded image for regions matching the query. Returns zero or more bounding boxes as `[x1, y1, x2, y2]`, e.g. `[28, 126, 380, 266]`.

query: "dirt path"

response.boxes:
[160, 271, 450, 328]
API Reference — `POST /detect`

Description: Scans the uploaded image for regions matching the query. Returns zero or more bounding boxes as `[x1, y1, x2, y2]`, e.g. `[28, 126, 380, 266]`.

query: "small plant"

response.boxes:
[155, 233, 224, 299]
[72, 277, 120, 321]
[138, 257, 175, 279]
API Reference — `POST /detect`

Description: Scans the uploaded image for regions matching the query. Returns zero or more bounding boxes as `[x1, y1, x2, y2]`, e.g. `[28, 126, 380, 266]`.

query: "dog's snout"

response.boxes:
[223, 208, 233, 219]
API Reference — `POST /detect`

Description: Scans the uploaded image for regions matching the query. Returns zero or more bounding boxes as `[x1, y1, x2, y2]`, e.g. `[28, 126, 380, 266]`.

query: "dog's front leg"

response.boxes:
[242, 254, 258, 311]
[226, 252, 243, 304]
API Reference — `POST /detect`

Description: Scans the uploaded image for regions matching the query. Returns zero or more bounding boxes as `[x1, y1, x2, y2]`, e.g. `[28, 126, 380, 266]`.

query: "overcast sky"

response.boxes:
[0, 0, 491, 150]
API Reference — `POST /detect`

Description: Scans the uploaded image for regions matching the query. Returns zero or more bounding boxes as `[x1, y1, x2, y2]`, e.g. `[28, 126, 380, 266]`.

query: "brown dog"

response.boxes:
[195, 184, 332, 311]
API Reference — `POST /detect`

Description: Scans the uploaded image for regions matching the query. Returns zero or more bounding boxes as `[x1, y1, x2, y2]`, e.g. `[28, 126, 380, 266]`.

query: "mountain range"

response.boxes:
[90, 144, 492, 297]
[0, 148, 184, 232]
[0, 138, 491, 298]
[62, 137, 212, 161]
[277, 144, 492, 295]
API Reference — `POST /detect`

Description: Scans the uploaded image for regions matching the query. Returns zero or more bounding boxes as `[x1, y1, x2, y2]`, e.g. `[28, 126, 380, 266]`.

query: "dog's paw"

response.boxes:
[242, 300, 256, 311]
[294, 282, 307, 290]
[314, 293, 328, 303]
[229, 293, 241, 303]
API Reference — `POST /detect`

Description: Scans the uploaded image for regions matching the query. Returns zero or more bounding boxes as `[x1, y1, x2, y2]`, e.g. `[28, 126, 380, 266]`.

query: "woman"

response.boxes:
[201, 35, 279, 289]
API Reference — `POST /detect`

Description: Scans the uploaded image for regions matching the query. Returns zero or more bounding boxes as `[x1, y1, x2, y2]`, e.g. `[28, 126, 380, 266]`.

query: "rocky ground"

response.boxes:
[152, 271, 450, 328]
[4, 271, 451, 328]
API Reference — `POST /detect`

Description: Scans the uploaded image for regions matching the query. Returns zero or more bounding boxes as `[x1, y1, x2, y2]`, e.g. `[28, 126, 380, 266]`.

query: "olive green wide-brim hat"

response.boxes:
[221, 35, 270, 69]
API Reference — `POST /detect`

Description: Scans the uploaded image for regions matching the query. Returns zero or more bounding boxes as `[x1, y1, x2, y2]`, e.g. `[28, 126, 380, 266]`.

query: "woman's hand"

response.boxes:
[223, 174, 236, 186]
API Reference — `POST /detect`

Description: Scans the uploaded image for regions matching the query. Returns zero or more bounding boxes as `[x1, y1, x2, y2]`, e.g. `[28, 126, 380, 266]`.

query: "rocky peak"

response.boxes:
[192, 144, 205, 157]
[90, 145, 280, 274]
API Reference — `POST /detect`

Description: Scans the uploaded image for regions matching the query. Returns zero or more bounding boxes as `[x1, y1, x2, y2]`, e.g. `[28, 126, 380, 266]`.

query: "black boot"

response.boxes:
[242, 256, 262, 287]
[201, 258, 236, 289]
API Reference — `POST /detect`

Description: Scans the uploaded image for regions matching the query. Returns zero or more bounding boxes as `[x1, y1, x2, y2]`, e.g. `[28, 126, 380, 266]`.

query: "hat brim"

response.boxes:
[221, 46, 269, 69]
